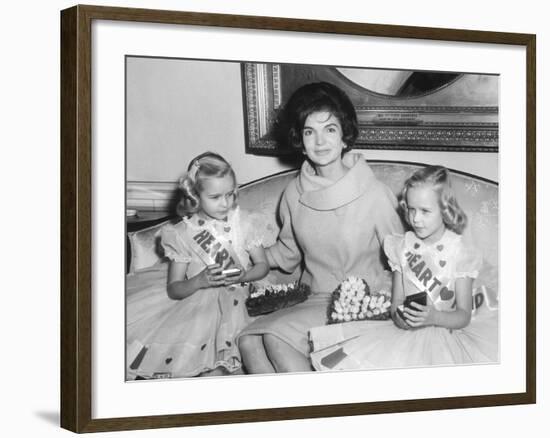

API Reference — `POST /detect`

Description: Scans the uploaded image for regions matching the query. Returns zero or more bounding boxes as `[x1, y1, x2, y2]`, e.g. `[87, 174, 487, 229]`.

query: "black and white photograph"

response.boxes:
[125, 57, 500, 381]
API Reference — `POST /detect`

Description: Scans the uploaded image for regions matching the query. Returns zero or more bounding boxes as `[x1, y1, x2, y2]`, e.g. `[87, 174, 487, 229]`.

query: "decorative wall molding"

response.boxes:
[126, 181, 178, 212]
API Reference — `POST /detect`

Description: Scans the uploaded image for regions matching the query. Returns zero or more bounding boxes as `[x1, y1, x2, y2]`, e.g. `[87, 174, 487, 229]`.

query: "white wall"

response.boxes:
[2, 1, 546, 438]
[127, 57, 297, 184]
[127, 57, 498, 185]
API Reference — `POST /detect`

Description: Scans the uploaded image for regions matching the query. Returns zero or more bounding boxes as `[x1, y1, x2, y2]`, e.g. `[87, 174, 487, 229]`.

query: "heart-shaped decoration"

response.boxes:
[224, 226, 231, 232]
[233, 299, 239, 306]
[439, 260, 447, 267]
[437, 244, 444, 251]
[198, 219, 205, 226]
[165, 357, 172, 364]
[414, 243, 420, 249]
[440, 288, 454, 300]
[225, 341, 232, 347]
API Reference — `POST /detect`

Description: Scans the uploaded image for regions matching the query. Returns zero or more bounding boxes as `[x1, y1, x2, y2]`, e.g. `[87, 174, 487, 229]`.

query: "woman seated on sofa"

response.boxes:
[238, 81, 404, 373]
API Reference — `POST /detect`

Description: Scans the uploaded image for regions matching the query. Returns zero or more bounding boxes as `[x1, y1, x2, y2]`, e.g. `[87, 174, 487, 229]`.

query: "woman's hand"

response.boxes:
[402, 302, 437, 328]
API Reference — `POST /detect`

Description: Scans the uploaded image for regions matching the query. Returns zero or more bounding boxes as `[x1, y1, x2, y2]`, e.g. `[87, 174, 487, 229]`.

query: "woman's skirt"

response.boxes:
[237, 292, 332, 356]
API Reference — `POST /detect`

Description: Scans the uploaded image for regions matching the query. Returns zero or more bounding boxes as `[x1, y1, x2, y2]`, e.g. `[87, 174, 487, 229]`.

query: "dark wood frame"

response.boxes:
[61, 4, 536, 433]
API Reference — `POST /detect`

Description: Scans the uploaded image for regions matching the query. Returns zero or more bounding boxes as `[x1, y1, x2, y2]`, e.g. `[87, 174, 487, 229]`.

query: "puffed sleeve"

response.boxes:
[265, 184, 303, 273]
[383, 234, 404, 272]
[455, 244, 483, 279]
[373, 183, 405, 246]
[159, 223, 193, 264]
[241, 210, 272, 251]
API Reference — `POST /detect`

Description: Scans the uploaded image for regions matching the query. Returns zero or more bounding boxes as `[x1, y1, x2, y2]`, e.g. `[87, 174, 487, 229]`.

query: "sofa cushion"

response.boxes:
[127, 221, 170, 273]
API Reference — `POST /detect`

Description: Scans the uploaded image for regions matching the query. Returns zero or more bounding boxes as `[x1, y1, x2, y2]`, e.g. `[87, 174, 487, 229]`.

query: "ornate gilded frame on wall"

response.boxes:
[242, 62, 499, 155]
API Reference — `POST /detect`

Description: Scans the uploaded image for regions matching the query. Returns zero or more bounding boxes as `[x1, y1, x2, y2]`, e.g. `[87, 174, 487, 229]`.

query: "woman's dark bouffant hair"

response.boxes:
[276, 82, 359, 151]
[400, 165, 468, 234]
[176, 151, 237, 216]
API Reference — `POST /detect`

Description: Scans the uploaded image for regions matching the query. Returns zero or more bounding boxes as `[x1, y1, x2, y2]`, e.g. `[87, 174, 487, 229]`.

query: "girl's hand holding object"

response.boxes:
[392, 308, 412, 330]
[198, 264, 226, 288]
[223, 268, 246, 286]
[403, 302, 436, 328]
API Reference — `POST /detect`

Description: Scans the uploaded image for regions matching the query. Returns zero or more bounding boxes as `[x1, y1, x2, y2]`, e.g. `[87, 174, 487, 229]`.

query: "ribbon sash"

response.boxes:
[179, 224, 243, 271]
[402, 248, 454, 307]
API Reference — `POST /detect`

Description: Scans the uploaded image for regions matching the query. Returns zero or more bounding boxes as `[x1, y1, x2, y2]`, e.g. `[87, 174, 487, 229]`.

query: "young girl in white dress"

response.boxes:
[310, 165, 498, 370]
[126, 152, 269, 379]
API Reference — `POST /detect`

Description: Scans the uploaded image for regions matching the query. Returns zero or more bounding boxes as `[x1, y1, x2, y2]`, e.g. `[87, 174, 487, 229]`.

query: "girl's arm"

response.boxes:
[167, 261, 225, 300]
[390, 271, 410, 330]
[225, 246, 269, 285]
[404, 277, 473, 330]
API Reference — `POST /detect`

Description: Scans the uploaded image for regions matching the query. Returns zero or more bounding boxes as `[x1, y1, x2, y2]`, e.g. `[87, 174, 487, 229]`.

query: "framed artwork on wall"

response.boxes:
[242, 62, 499, 154]
[60, 4, 535, 433]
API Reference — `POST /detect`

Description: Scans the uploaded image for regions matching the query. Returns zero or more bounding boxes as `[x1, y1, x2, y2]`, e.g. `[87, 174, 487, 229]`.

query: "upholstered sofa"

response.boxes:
[127, 160, 499, 313]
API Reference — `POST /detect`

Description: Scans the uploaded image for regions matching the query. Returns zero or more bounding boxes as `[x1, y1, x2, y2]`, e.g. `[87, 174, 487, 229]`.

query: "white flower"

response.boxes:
[344, 314, 351, 322]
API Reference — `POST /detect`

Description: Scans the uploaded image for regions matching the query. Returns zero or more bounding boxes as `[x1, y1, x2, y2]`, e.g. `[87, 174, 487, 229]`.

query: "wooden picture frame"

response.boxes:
[60, 4, 536, 433]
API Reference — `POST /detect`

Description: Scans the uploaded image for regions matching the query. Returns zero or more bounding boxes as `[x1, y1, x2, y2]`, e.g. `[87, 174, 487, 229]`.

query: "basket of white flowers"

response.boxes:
[246, 281, 311, 316]
[327, 276, 391, 324]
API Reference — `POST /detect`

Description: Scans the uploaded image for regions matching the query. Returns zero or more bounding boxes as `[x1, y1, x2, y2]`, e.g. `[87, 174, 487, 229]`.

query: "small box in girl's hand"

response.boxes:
[396, 291, 428, 321]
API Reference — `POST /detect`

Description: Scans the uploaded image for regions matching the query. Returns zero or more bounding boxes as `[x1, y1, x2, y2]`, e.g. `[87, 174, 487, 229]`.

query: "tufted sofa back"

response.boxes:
[128, 160, 498, 301]
[238, 161, 498, 263]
